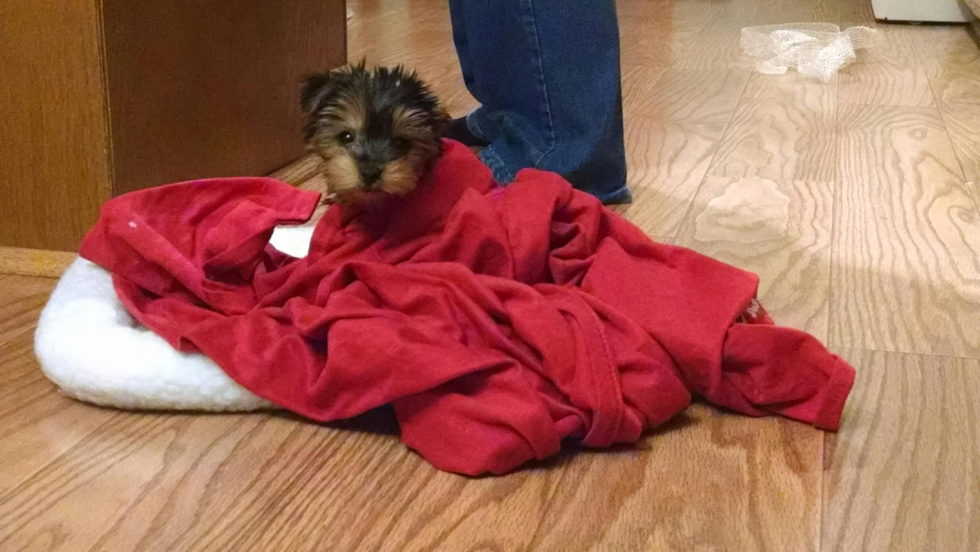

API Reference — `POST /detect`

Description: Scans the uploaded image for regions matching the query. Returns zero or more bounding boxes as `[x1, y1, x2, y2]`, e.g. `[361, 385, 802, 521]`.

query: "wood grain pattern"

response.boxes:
[909, 25, 980, 80]
[527, 407, 823, 552]
[838, 26, 935, 108]
[672, 24, 756, 71]
[0, 248, 78, 279]
[0, 0, 111, 251]
[617, 0, 712, 44]
[348, 6, 455, 69]
[348, 8, 476, 118]
[823, 348, 980, 552]
[709, 73, 838, 184]
[101, 0, 347, 195]
[624, 68, 750, 128]
[355, 30, 458, 71]
[621, 65, 669, 120]
[0, 406, 568, 552]
[777, 0, 842, 25]
[621, 118, 721, 238]
[412, 61, 481, 118]
[620, 24, 683, 69]
[618, 68, 748, 238]
[832, 104, 980, 357]
[0, 358, 117, 498]
[0, 276, 56, 345]
[668, 0, 786, 71]
[839, 0, 877, 27]
[675, 175, 833, 340]
[0, 274, 569, 551]
[931, 72, 980, 183]
[267, 150, 334, 226]
[0, 277, 116, 499]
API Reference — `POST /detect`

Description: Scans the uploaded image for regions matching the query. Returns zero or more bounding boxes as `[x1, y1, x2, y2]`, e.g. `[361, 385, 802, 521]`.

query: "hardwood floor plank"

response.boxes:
[906, 25, 980, 80]
[412, 61, 480, 117]
[620, 26, 683, 69]
[527, 405, 824, 551]
[839, 0, 876, 27]
[268, 153, 321, 187]
[0, 248, 77, 279]
[0, 337, 45, 402]
[621, 64, 669, 119]
[619, 67, 749, 238]
[0, 339, 122, 499]
[625, 67, 749, 128]
[0, 404, 570, 551]
[0, 273, 566, 551]
[0, 412, 256, 550]
[672, 25, 756, 71]
[0, 276, 56, 346]
[838, 26, 934, 107]
[313, 457, 567, 552]
[399, 1, 453, 33]
[708, 73, 838, 184]
[354, 27, 458, 72]
[777, 0, 842, 24]
[0, 390, 117, 498]
[618, 0, 717, 44]
[0, 276, 124, 498]
[931, 72, 980, 184]
[668, 1, 789, 71]
[675, 175, 833, 340]
[704, 0, 786, 31]
[831, 104, 980, 357]
[0, 337, 61, 420]
[621, 118, 721, 238]
[822, 348, 980, 552]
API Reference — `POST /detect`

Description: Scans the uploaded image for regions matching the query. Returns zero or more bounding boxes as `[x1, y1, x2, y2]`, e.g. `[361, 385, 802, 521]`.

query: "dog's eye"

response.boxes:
[338, 131, 355, 144]
[392, 137, 411, 154]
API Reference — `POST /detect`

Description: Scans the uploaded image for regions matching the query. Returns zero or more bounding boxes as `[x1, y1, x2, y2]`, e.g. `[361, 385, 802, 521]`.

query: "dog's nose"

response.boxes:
[359, 165, 383, 187]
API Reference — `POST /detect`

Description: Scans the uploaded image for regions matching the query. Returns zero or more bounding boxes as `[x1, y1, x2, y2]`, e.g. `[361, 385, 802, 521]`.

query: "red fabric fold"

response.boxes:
[79, 140, 854, 475]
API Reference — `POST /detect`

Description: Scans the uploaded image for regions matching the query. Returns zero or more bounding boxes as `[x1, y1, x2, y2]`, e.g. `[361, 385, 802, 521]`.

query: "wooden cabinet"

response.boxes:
[1, 0, 346, 251]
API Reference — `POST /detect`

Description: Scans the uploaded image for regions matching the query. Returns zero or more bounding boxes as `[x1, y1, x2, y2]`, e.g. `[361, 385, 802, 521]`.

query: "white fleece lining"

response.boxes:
[33, 225, 316, 411]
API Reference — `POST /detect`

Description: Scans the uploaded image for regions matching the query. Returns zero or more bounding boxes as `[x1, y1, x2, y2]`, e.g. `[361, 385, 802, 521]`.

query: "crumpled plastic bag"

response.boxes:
[740, 23, 879, 83]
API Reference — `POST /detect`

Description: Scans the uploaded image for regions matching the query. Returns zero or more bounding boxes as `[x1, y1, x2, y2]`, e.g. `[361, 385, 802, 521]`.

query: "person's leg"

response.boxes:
[446, 0, 490, 147]
[447, 0, 629, 204]
[447, 0, 478, 106]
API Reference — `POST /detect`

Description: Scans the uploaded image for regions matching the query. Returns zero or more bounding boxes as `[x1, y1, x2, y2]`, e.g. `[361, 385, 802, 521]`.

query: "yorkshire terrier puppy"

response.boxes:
[301, 62, 449, 205]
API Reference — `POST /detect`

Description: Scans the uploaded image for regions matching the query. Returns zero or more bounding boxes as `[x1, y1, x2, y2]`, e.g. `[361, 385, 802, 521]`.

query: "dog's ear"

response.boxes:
[300, 72, 335, 113]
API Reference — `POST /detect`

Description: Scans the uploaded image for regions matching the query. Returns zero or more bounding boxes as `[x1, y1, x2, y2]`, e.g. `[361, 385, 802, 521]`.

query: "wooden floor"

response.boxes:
[3, 0, 980, 550]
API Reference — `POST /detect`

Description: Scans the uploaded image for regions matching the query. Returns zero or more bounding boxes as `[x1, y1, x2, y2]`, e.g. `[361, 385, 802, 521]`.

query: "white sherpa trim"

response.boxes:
[34, 225, 316, 411]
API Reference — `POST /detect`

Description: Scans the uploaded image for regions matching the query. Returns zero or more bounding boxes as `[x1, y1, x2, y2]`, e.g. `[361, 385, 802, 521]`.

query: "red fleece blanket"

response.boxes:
[79, 140, 854, 475]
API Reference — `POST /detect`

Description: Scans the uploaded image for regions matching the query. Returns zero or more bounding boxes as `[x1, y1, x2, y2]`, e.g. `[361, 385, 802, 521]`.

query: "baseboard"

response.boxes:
[0, 247, 78, 279]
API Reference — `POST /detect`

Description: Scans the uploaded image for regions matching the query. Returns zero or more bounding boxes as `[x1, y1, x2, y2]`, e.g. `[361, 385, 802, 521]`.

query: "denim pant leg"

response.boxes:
[447, 0, 630, 204]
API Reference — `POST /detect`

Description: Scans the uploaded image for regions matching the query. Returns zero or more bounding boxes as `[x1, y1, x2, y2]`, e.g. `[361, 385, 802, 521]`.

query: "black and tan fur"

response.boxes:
[300, 62, 449, 204]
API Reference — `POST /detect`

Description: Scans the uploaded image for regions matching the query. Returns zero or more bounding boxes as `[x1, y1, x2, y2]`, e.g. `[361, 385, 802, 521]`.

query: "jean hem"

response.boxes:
[594, 184, 632, 205]
[464, 111, 490, 143]
[478, 145, 514, 184]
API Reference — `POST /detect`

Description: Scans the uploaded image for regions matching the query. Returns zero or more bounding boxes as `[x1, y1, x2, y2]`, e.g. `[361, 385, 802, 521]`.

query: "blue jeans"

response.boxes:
[447, 0, 631, 204]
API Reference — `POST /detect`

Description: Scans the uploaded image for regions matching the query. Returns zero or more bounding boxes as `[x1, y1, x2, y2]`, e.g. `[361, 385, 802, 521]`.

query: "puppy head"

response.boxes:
[301, 62, 449, 204]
